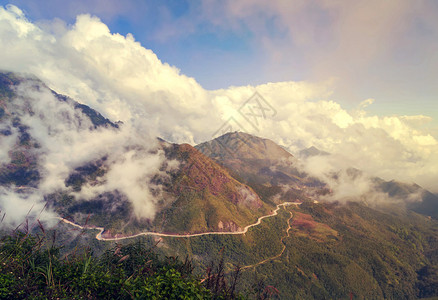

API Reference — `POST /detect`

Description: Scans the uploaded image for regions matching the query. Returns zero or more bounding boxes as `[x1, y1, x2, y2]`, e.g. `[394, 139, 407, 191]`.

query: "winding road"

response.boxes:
[58, 201, 300, 241]
[240, 209, 294, 271]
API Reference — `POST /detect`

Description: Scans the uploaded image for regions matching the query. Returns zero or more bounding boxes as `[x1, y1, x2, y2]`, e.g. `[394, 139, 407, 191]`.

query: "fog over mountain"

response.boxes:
[0, 2, 437, 201]
[0, 73, 269, 231]
[0, 73, 177, 228]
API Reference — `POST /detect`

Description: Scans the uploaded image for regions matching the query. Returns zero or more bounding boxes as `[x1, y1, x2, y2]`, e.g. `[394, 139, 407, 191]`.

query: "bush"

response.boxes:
[0, 229, 216, 299]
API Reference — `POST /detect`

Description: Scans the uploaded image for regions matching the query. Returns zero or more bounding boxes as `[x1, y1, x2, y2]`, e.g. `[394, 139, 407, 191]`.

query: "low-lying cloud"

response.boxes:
[0, 78, 170, 228]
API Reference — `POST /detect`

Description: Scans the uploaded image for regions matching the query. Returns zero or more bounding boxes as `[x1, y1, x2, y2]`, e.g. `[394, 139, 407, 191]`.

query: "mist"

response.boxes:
[0, 77, 171, 228]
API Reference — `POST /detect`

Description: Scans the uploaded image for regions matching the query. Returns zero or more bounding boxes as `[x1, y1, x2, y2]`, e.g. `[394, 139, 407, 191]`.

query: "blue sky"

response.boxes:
[1, 0, 437, 129]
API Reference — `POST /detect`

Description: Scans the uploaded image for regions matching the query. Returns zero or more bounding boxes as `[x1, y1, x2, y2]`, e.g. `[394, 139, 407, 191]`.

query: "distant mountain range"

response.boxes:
[2, 71, 438, 298]
[1, 71, 438, 233]
[0, 72, 270, 235]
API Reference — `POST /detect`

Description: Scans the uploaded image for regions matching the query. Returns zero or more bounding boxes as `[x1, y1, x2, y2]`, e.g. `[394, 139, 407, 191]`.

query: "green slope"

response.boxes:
[153, 201, 438, 299]
[154, 143, 272, 234]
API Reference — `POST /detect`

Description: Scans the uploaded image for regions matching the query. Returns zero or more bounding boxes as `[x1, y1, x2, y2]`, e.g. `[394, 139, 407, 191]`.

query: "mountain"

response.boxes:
[0, 72, 117, 188]
[0, 72, 270, 236]
[299, 145, 329, 158]
[151, 142, 270, 234]
[2, 71, 438, 299]
[48, 140, 271, 236]
[196, 131, 292, 161]
[244, 201, 438, 298]
[375, 179, 438, 219]
[196, 132, 327, 204]
[323, 167, 438, 220]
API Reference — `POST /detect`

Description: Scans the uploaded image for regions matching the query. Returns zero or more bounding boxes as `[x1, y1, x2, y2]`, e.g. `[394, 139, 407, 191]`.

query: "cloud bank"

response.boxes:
[0, 4, 436, 227]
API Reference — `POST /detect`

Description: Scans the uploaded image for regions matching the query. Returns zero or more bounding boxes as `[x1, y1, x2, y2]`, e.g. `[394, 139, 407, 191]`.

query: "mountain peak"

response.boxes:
[196, 131, 293, 161]
[299, 146, 329, 158]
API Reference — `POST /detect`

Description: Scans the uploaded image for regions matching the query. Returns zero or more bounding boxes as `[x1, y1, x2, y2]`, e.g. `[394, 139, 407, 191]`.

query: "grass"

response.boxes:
[0, 220, 250, 299]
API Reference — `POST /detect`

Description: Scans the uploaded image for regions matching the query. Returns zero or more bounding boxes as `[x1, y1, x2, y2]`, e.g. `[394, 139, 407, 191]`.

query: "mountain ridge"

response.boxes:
[2, 71, 438, 298]
[0, 71, 273, 236]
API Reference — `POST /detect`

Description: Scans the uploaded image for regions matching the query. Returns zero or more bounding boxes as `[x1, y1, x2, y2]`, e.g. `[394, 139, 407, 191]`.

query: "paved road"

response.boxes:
[59, 202, 301, 241]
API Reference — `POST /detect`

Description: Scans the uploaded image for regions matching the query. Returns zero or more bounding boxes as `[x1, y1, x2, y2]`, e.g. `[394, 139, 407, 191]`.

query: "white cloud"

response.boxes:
[0, 77, 171, 227]
[73, 148, 172, 220]
[0, 186, 56, 228]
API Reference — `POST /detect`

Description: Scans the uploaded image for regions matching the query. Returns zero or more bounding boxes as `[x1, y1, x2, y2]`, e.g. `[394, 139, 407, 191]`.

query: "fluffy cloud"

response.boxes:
[0, 1, 436, 220]
[0, 75, 173, 228]
[0, 5, 213, 144]
[0, 187, 56, 228]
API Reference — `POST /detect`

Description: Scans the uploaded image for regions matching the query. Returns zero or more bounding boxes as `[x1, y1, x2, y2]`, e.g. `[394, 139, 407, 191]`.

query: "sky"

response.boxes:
[1, 0, 437, 122]
[0, 1, 437, 226]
